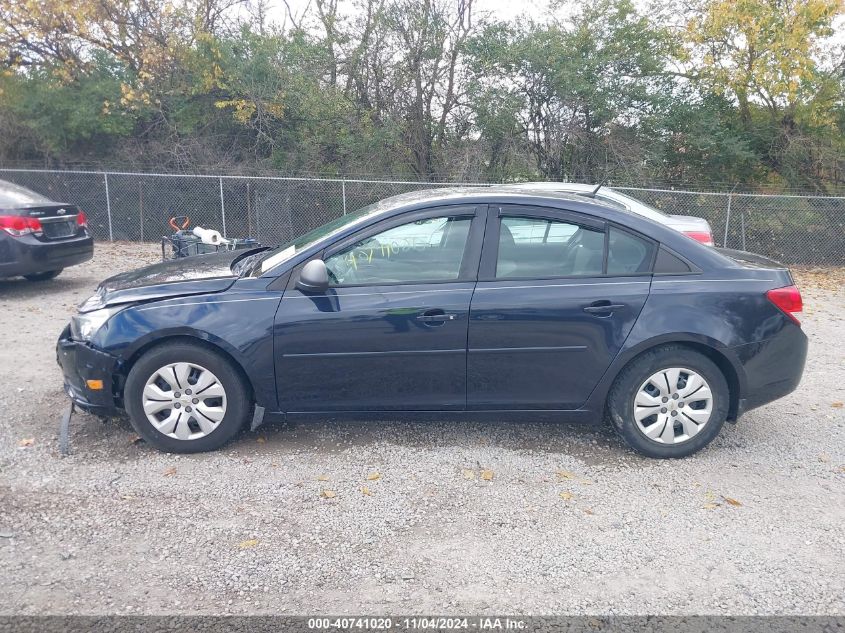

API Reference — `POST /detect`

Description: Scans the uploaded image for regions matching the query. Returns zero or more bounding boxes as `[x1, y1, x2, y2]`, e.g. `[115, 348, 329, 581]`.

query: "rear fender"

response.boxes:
[583, 332, 747, 419]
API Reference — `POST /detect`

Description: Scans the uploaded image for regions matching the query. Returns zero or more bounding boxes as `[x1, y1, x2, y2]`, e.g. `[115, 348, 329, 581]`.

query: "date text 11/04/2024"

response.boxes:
[306, 617, 527, 630]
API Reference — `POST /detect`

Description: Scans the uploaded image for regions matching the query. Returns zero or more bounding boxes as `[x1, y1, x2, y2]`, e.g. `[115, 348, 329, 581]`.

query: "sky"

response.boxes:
[265, 0, 553, 29]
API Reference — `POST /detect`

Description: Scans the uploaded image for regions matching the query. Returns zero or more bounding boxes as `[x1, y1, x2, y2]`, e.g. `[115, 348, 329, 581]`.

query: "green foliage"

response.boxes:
[0, 53, 135, 157]
[0, 0, 842, 190]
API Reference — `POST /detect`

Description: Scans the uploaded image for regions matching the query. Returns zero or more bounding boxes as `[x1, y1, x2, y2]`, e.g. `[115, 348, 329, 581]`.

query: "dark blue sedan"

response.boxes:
[57, 188, 807, 458]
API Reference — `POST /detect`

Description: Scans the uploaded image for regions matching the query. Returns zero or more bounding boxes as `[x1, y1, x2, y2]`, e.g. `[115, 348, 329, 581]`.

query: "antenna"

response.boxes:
[580, 179, 606, 199]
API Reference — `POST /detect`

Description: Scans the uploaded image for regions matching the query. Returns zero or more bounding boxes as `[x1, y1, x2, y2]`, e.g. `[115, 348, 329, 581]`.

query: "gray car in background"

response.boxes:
[0, 179, 94, 281]
[507, 182, 715, 246]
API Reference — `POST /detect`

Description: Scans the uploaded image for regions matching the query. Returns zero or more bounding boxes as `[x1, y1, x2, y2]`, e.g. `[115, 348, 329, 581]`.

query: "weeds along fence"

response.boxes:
[0, 168, 843, 266]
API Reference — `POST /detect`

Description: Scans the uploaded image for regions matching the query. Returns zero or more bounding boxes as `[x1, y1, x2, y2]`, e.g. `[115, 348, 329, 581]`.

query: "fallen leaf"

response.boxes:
[163, 467, 176, 477]
[819, 453, 830, 463]
[579, 479, 593, 485]
[361, 486, 372, 496]
[556, 470, 575, 480]
[317, 474, 329, 481]
[583, 508, 595, 515]
[128, 435, 143, 445]
[121, 495, 135, 500]
[462, 469, 475, 480]
[702, 503, 720, 510]
[366, 472, 381, 481]
[481, 469, 494, 481]
[832, 402, 844, 409]
[238, 539, 259, 549]
[320, 490, 336, 499]
[723, 497, 742, 507]
[256, 437, 266, 444]
[18, 438, 34, 447]
[559, 491, 574, 501]
[835, 465, 845, 474]
[270, 462, 279, 468]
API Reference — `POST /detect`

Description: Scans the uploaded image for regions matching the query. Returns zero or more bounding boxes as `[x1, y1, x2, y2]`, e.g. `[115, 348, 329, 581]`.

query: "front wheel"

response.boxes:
[607, 346, 729, 458]
[24, 269, 62, 281]
[124, 342, 251, 453]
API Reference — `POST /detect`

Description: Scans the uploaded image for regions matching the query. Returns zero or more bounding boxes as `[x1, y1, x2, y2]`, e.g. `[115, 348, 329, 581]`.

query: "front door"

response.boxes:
[274, 205, 485, 412]
[468, 206, 655, 410]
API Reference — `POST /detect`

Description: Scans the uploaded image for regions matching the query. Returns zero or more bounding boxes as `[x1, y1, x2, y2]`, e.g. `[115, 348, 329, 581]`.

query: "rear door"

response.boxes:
[274, 205, 486, 412]
[468, 205, 655, 410]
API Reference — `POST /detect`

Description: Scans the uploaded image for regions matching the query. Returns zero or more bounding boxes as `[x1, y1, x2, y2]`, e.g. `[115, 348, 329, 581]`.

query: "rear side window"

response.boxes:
[494, 214, 657, 279]
[607, 226, 656, 275]
[496, 216, 604, 278]
[653, 247, 693, 274]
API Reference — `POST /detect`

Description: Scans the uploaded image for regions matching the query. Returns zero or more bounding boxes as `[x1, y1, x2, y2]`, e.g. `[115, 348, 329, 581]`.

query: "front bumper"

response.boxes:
[0, 232, 94, 277]
[56, 325, 123, 416]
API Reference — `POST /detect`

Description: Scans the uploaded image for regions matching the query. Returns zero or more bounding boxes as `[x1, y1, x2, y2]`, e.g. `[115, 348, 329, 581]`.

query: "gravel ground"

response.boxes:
[0, 243, 843, 616]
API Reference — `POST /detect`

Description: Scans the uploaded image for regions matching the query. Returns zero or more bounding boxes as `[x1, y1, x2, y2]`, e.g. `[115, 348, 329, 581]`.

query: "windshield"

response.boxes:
[256, 203, 379, 274]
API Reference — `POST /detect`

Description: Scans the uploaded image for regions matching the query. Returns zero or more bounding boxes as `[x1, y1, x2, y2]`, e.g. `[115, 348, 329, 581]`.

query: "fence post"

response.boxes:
[342, 178, 347, 215]
[723, 183, 737, 248]
[138, 180, 144, 242]
[219, 177, 227, 237]
[741, 209, 746, 251]
[103, 172, 114, 241]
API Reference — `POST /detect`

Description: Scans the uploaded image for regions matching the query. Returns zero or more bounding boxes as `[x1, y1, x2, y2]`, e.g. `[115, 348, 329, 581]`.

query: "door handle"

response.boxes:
[583, 302, 626, 314]
[417, 311, 458, 322]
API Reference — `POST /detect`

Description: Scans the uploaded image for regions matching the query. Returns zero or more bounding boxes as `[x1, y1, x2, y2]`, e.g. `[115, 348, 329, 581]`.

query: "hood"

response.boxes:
[80, 251, 245, 312]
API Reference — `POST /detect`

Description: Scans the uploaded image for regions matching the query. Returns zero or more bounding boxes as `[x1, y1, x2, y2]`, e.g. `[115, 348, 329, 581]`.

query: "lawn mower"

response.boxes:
[161, 215, 260, 260]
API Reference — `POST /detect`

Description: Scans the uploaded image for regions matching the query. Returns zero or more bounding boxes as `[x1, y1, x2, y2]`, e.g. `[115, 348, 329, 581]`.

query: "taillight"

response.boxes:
[683, 230, 714, 246]
[76, 210, 88, 227]
[0, 215, 43, 237]
[766, 285, 803, 326]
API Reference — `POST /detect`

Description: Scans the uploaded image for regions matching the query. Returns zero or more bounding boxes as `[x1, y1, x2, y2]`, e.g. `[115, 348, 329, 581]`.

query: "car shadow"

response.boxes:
[0, 276, 92, 298]
[240, 417, 638, 467]
[71, 408, 641, 467]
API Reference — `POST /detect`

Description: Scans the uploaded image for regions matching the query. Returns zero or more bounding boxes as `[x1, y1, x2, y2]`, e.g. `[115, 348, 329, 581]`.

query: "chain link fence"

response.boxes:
[0, 168, 843, 265]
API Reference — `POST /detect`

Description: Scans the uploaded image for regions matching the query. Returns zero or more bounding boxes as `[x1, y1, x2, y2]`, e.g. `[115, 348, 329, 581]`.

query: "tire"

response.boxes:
[24, 269, 62, 281]
[607, 345, 729, 458]
[124, 341, 251, 453]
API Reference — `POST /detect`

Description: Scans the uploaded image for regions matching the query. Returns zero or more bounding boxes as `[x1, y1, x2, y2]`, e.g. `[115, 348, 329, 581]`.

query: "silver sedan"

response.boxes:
[507, 182, 715, 246]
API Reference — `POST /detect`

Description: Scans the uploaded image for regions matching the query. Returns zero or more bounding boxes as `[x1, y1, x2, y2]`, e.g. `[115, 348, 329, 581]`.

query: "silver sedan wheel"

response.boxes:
[141, 362, 227, 440]
[633, 367, 713, 445]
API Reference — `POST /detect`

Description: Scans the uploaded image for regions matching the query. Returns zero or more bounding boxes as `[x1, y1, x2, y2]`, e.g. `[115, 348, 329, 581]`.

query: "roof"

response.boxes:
[368, 185, 618, 213]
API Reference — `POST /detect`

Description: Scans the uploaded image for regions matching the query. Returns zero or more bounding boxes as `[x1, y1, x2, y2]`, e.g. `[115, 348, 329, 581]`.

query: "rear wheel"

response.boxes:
[607, 345, 729, 458]
[24, 269, 62, 281]
[124, 342, 251, 453]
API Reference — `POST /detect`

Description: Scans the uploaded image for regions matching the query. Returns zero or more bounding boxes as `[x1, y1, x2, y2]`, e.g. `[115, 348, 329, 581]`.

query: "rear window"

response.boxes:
[0, 180, 52, 207]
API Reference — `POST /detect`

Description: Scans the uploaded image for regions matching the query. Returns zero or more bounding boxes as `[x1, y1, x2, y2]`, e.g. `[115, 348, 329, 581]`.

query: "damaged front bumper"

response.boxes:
[56, 325, 123, 416]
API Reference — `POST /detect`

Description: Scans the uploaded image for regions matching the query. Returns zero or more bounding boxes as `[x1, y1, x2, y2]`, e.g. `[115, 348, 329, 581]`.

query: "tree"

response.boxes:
[685, 0, 845, 188]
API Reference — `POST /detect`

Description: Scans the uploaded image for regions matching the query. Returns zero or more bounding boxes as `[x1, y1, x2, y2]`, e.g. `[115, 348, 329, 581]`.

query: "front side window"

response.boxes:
[496, 216, 604, 278]
[325, 215, 472, 285]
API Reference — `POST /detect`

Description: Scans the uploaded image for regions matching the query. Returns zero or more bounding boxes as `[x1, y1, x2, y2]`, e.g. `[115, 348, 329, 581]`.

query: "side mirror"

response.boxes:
[296, 259, 329, 293]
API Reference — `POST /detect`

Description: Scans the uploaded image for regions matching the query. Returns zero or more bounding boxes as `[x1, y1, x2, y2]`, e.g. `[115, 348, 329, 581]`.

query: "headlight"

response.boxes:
[70, 306, 124, 342]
